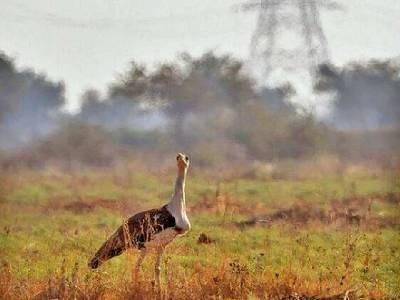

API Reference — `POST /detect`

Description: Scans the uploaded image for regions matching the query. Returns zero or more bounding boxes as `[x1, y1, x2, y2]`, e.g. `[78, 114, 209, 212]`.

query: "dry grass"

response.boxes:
[0, 258, 380, 300]
[0, 169, 399, 299]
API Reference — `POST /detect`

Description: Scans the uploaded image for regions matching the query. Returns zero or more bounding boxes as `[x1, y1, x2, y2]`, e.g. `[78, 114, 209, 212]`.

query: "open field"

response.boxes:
[0, 167, 399, 299]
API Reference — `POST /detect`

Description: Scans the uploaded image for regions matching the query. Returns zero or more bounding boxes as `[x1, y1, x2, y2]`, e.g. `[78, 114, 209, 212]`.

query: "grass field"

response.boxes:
[0, 167, 399, 299]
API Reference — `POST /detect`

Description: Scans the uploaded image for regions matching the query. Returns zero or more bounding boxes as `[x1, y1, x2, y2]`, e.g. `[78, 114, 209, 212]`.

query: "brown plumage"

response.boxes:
[89, 205, 176, 269]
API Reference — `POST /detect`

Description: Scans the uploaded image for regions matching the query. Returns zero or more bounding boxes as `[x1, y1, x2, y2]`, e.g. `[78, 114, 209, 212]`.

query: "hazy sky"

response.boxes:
[1, 0, 399, 111]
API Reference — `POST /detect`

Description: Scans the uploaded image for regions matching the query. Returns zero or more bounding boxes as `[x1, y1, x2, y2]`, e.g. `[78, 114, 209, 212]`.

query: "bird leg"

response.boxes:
[133, 249, 147, 282]
[154, 247, 164, 294]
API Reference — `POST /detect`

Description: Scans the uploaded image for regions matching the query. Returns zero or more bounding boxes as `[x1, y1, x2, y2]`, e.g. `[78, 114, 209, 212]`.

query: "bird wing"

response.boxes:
[89, 205, 176, 269]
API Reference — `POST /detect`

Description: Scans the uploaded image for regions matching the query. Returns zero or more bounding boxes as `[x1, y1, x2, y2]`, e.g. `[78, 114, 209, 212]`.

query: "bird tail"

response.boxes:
[88, 256, 101, 269]
[88, 227, 125, 269]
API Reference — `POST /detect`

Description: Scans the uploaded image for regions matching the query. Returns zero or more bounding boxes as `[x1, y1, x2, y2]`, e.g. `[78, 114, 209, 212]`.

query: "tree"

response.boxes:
[315, 60, 400, 129]
[109, 62, 149, 101]
[148, 52, 257, 145]
[0, 52, 66, 148]
[0, 53, 24, 122]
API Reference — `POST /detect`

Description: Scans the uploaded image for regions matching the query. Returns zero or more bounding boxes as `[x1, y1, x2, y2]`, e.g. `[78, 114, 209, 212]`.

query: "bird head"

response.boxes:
[176, 153, 190, 171]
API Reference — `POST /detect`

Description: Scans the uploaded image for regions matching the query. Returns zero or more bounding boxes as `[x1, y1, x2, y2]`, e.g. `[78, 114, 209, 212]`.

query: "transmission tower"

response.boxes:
[243, 0, 340, 85]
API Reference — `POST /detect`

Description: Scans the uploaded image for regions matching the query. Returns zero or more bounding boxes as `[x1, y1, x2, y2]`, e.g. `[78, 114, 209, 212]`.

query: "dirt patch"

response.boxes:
[92, 198, 143, 214]
[269, 201, 326, 223]
[234, 201, 327, 229]
[46, 198, 143, 215]
[373, 192, 400, 205]
[235, 195, 400, 229]
[64, 201, 94, 213]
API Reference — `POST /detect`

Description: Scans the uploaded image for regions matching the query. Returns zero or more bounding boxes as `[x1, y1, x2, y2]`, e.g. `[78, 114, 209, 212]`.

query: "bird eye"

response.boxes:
[176, 155, 180, 161]
[185, 156, 189, 161]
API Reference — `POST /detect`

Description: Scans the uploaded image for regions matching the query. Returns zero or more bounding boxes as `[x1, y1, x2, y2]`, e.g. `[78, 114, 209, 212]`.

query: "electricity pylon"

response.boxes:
[242, 0, 341, 85]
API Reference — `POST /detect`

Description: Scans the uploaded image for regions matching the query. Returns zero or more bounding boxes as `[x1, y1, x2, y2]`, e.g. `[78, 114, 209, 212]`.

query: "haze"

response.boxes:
[1, 0, 399, 111]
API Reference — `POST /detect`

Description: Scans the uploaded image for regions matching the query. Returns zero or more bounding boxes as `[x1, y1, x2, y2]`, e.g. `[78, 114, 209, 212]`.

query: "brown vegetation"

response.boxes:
[216, 194, 400, 230]
[0, 259, 373, 300]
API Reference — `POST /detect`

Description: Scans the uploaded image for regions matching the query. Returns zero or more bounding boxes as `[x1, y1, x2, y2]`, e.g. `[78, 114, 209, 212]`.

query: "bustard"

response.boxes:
[89, 153, 191, 288]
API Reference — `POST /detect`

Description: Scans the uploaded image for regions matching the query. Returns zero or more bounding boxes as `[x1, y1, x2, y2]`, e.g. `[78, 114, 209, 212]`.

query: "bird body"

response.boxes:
[88, 153, 191, 288]
[89, 205, 177, 269]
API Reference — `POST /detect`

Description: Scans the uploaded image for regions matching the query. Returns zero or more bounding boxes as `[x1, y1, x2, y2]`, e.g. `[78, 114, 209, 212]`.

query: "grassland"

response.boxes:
[0, 166, 399, 299]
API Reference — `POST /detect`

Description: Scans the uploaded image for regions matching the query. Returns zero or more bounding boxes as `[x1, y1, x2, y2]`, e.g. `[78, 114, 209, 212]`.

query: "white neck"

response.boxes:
[167, 167, 191, 231]
[169, 168, 186, 209]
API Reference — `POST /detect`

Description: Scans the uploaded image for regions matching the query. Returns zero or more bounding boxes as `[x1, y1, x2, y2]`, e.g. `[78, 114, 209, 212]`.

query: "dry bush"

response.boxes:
[0, 261, 109, 300]
[197, 233, 215, 244]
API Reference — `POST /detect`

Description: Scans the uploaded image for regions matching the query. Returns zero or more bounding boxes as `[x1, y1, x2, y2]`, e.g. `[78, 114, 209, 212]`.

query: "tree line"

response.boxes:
[0, 51, 399, 168]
